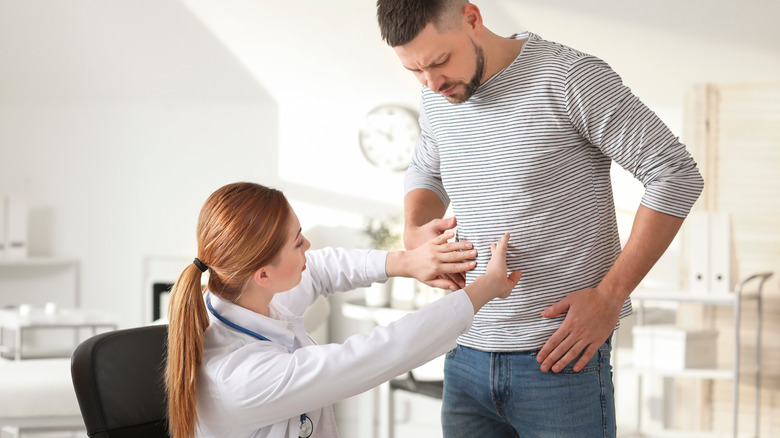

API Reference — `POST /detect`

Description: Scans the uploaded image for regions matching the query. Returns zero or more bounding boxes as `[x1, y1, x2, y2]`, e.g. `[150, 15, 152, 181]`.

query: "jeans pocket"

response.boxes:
[557, 345, 607, 374]
[445, 346, 459, 359]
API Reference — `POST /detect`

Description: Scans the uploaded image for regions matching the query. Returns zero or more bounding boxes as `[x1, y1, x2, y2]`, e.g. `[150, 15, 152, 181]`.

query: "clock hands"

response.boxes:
[359, 104, 420, 172]
[373, 127, 394, 142]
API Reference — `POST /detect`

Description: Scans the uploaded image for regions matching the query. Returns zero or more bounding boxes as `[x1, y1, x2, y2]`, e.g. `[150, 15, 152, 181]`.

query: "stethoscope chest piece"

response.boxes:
[207, 293, 314, 437]
[298, 414, 313, 438]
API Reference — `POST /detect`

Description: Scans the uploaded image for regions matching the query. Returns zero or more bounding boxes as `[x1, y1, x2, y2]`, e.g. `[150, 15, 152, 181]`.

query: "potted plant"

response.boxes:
[363, 216, 402, 307]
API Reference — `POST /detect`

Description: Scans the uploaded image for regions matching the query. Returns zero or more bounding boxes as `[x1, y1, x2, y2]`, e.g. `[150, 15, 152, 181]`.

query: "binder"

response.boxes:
[6, 195, 28, 260]
[0, 195, 6, 258]
[686, 211, 735, 294]
[687, 212, 710, 293]
[709, 212, 734, 294]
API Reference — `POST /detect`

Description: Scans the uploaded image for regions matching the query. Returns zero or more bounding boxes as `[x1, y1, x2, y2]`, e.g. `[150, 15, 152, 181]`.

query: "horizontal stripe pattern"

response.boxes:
[405, 32, 703, 351]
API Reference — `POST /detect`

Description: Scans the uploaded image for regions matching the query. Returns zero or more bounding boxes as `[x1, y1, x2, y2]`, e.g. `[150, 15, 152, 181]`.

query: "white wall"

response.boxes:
[3, 0, 779, 325]
[0, 0, 279, 326]
[179, 0, 416, 225]
[180, 0, 780, 287]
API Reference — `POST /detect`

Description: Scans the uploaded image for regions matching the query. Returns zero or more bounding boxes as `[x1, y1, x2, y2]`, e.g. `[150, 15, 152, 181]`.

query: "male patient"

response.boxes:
[376, 1, 704, 436]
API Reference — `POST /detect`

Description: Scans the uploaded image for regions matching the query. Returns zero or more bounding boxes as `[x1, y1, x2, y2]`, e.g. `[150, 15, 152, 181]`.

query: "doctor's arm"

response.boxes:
[220, 235, 520, 429]
[386, 229, 475, 291]
[402, 188, 467, 290]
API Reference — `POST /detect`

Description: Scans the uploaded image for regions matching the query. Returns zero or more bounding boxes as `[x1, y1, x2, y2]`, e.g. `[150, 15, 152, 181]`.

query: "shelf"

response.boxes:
[0, 257, 77, 267]
[0, 257, 81, 309]
[621, 429, 756, 438]
[627, 273, 772, 438]
[631, 290, 756, 305]
[625, 366, 758, 380]
[0, 346, 78, 360]
[0, 307, 117, 360]
[0, 308, 116, 329]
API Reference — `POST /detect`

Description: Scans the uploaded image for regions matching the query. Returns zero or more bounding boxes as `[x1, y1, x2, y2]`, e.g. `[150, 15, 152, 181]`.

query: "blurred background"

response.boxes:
[1, 1, 778, 437]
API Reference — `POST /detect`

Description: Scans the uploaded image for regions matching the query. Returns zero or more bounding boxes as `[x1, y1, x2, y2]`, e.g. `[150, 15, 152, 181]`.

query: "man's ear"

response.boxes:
[251, 267, 271, 287]
[463, 3, 483, 34]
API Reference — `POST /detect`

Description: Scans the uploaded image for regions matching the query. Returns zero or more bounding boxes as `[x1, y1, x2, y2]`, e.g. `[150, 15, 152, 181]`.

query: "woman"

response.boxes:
[165, 182, 521, 438]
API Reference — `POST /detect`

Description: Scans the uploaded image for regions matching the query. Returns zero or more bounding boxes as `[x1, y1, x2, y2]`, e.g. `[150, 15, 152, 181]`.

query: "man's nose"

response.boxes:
[421, 70, 445, 92]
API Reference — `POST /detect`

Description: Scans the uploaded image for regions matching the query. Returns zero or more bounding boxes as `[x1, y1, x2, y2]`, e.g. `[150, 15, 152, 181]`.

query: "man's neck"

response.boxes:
[481, 30, 525, 83]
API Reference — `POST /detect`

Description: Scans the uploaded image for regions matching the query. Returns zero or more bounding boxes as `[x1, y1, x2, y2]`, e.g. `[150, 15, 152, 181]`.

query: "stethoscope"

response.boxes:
[206, 293, 314, 438]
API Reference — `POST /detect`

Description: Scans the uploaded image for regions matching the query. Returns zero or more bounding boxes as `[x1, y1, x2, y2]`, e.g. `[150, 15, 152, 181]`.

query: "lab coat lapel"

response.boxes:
[207, 293, 296, 350]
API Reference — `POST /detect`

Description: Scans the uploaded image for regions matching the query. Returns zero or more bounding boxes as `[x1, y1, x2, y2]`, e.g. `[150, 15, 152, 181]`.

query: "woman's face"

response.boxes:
[267, 209, 311, 292]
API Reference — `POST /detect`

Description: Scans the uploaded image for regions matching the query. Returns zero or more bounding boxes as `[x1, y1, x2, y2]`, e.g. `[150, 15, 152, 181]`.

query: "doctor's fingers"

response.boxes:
[426, 275, 463, 291]
[430, 235, 474, 252]
[430, 272, 467, 290]
[435, 248, 477, 263]
[434, 260, 476, 276]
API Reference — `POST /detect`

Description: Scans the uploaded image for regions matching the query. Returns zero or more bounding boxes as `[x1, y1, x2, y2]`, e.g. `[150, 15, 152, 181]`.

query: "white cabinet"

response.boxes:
[0, 257, 87, 359]
[0, 257, 80, 308]
[626, 271, 772, 438]
[0, 307, 117, 360]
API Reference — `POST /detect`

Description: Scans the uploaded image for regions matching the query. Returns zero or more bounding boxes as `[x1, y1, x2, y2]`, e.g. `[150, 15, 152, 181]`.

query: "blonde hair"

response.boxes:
[165, 182, 291, 438]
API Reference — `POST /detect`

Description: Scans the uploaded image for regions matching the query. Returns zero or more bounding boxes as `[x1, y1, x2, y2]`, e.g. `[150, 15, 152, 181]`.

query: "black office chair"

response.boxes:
[388, 370, 443, 438]
[70, 324, 170, 438]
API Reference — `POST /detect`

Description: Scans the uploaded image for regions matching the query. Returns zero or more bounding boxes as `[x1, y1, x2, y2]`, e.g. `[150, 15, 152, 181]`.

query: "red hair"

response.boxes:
[165, 182, 291, 438]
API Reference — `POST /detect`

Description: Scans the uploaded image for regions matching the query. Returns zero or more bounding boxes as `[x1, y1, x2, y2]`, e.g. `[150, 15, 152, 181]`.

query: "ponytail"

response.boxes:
[164, 182, 291, 438]
[165, 263, 209, 438]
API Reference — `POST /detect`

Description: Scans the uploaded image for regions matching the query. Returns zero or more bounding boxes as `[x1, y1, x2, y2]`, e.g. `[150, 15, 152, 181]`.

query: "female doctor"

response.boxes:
[165, 182, 522, 438]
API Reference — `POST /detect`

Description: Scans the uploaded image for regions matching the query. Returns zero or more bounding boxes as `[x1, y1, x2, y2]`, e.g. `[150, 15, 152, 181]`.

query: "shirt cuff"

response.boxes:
[365, 249, 390, 283]
[442, 289, 474, 335]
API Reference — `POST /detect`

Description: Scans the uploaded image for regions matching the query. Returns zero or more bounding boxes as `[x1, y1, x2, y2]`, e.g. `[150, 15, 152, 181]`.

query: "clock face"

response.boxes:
[358, 105, 421, 171]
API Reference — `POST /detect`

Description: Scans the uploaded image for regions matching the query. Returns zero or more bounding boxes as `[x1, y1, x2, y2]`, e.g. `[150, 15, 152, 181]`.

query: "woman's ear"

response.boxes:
[251, 267, 271, 287]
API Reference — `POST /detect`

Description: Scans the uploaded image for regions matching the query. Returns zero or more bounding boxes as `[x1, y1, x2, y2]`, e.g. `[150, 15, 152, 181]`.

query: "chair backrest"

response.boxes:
[71, 324, 170, 438]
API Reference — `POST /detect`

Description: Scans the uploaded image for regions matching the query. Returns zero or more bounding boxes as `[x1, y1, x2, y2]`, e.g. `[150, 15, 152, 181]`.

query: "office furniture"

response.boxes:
[342, 297, 444, 438]
[0, 258, 110, 437]
[387, 371, 443, 438]
[0, 358, 85, 438]
[0, 306, 116, 360]
[628, 271, 772, 437]
[71, 324, 169, 438]
[0, 257, 80, 308]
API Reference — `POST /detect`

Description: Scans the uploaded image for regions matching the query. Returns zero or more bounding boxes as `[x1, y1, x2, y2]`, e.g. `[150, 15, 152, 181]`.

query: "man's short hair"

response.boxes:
[377, 0, 469, 47]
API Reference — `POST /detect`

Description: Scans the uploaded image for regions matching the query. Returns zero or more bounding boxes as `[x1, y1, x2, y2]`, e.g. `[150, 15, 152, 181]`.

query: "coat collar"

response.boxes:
[205, 292, 298, 349]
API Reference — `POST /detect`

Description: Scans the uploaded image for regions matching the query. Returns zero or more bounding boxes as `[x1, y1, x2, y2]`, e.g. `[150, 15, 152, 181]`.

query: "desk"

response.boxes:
[0, 307, 117, 360]
[342, 298, 412, 325]
[342, 298, 445, 438]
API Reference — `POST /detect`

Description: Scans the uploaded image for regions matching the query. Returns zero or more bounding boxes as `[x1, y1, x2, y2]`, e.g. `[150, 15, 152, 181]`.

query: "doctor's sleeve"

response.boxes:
[214, 289, 474, 430]
[277, 248, 388, 314]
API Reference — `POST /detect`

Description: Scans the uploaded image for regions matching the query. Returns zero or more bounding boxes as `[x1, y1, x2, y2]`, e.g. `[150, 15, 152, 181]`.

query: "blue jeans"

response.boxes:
[441, 339, 615, 438]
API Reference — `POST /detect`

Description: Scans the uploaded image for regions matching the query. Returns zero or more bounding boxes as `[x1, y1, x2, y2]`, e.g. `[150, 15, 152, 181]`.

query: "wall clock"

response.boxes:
[358, 104, 420, 172]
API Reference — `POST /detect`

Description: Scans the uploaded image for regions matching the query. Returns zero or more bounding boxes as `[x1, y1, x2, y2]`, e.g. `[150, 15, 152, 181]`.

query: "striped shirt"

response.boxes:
[405, 32, 704, 351]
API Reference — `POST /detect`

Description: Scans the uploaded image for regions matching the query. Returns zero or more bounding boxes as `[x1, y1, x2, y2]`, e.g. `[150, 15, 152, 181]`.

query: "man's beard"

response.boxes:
[444, 40, 486, 104]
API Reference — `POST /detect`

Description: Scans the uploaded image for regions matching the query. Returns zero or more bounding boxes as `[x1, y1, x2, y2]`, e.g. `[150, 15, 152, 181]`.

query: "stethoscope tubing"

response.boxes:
[205, 292, 312, 437]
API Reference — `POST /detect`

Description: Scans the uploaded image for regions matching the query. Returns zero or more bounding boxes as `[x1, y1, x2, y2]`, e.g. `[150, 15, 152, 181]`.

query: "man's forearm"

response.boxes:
[598, 204, 685, 300]
[403, 188, 447, 249]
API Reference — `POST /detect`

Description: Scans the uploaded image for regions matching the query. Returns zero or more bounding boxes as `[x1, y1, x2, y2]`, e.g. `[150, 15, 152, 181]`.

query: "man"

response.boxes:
[376, 1, 704, 436]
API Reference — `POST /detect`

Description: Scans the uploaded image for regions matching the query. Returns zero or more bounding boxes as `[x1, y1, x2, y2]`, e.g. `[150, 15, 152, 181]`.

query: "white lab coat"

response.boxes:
[195, 247, 474, 438]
